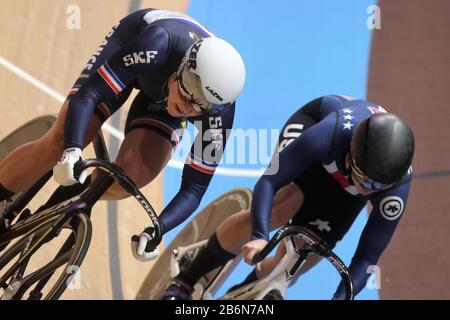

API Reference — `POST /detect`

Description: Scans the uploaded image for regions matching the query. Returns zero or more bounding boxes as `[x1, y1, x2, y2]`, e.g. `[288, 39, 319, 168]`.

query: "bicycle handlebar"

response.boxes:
[252, 225, 355, 300]
[74, 159, 162, 251]
[252, 226, 328, 264]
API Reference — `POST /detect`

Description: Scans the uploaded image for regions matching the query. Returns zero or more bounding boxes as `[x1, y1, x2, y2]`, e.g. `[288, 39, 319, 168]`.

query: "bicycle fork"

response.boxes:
[252, 238, 311, 300]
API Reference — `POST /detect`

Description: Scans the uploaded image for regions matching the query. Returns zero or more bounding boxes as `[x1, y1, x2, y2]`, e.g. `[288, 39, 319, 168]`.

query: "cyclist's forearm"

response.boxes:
[335, 204, 401, 298]
[159, 185, 206, 234]
[251, 178, 275, 241]
[334, 257, 373, 299]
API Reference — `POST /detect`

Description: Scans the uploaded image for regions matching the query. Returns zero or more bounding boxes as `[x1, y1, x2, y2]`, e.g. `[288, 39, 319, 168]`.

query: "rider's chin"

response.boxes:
[167, 103, 180, 117]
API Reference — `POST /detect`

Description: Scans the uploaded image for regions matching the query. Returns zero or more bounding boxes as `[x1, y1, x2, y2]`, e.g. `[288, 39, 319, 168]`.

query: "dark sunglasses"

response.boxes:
[349, 155, 392, 191]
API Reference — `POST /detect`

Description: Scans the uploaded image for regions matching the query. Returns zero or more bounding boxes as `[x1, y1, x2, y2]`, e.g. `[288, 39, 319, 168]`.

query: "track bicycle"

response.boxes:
[168, 225, 355, 300]
[0, 119, 162, 300]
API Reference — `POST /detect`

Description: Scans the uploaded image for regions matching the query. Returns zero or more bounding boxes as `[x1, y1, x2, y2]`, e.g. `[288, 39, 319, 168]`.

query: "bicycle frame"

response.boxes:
[218, 237, 309, 300]
[168, 226, 355, 300]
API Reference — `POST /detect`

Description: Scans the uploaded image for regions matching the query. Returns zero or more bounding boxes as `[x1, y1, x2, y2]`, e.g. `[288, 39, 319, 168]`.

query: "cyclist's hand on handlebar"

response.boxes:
[242, 239, 268, 266]
[53, 148, 88, 186]
[131, 224, 159, 262]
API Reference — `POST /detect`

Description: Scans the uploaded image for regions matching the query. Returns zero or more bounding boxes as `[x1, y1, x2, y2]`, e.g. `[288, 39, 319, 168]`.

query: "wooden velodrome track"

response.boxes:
[0, 0, 188, 299]
[1, 0, 449, 300]
[367, 0, 450, 299]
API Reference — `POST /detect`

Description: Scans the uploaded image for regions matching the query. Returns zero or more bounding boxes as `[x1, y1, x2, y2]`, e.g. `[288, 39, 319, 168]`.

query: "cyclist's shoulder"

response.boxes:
[327, 99, 387, 143]
[319, 95, 381, 115]
[128, 25, 171, 50]
[292, 96, 377, 158]
[142, 10, 213, 41]
[367, 174, 412, 222]
[377, 170, 413, 197]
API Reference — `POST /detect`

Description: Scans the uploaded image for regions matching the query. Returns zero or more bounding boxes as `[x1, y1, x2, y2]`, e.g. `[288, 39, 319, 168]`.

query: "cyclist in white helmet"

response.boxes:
[0, 9, 245, 261]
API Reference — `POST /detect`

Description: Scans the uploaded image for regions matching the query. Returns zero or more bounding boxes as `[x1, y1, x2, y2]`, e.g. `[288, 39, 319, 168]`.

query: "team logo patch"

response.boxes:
[187, 40, 203, 70]
[123, 51, 158, 66]
[205, 86, 223, 102]
[379, 196, 404, 221]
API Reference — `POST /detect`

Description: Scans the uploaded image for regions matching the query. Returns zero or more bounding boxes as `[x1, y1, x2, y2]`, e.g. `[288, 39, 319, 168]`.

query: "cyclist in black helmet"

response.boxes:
[163, 95, 414, 300]
[350, 112, 414, 188]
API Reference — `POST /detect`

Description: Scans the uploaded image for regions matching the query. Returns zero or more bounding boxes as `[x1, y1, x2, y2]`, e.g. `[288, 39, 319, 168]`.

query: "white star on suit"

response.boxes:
[344, 115, 354, 120]
[309, 219, 331, 232]
[343, 108, 353, 113]
[343, 122, 354, 130]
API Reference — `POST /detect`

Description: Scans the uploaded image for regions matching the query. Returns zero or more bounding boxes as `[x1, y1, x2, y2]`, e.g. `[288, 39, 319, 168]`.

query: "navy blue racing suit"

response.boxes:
[64, 9, 235, 234]
[250, 95, 412, 298]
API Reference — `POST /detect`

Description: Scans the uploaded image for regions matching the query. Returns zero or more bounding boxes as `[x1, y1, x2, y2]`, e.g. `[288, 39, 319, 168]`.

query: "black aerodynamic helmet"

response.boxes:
[350, 113, 415, 184]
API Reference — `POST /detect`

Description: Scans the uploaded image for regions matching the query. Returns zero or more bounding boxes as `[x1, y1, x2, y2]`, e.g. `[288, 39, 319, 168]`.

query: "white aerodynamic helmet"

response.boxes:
[177, 37, 246, 113]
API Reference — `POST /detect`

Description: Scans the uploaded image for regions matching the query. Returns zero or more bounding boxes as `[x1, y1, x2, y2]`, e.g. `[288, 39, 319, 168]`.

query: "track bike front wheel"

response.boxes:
[0, 212, 92, 300]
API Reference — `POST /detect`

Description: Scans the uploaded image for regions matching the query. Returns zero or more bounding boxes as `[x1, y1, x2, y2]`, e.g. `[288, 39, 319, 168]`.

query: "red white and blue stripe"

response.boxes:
[367, 105, 387, 114]
[186, 153, 218, 175]
[97, 62, 126, 95]
[323, 161, 358, 195]
[68, 85, 81, 95]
